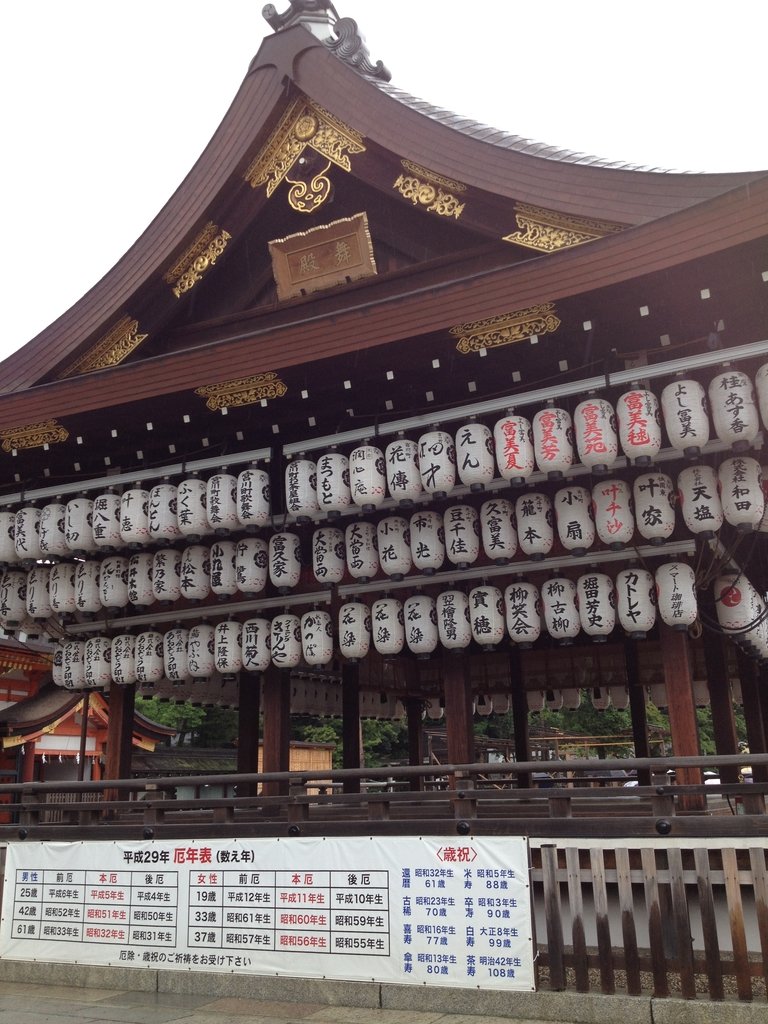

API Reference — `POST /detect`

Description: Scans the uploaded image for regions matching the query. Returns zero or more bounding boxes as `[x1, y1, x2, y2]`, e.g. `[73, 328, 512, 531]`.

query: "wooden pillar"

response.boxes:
[660, 625, 703, 800]
[700, 629, 740, 783]
[508, 648, 530, 788]
[739, 649, 768, 784]
[237, 674, 261, 795]
[77, 692, 90, 783]
[104, 683, 135, 781]
[442, 652, 474, 768]
[341, 662, 361, 793]
[261, 666, 291, 798]
[624, 640, 651, 786]
[20, 741, 36, 783]
[405, 697, 425, 791]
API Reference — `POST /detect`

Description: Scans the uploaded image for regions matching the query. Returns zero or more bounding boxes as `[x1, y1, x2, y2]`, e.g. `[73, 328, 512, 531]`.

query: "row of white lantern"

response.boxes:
[713, 571, 768, 662]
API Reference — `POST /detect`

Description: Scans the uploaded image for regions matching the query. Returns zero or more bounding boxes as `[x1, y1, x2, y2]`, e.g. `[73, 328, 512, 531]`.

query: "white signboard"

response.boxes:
[0, 836, 534, 990]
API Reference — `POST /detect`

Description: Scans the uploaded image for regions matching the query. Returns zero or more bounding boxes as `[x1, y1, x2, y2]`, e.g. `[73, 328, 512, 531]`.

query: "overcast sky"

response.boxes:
[1, 1, 765, 361]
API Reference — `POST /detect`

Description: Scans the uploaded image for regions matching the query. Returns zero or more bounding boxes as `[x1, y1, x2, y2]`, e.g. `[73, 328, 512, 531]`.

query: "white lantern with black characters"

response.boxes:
[371, 598, 405, 656]
[241, 618, 271, 672]
[148, 482, 181, 543]
[709, 369, 760, 451]
[39, 502, 68, 557]
[633, 472, 676, 544]
[455, 421, 495, 491]
[576, 573, 615, 641]
[468, 585, 506, 649]
[49, 562, 77, 614]
[480, 498, 517, 564]
[541, 577, 580, 644]
[92, 492, 122, 550]
[312, 527, 345, 585]
[136, 631, 164, 685]
[574, 397, 618, 473]
[85, 637, 112, 689]
[592, 479, 634, 548]
[444, 505, 480, 569]
[270, 614, 302, 669]
[532, 406, 574, 479]
[111, 634, 137, 685]
[152, 548, 183, 602]
[615, 568, 657, 638]
[269, 532, 302, 591]
[164, 628, 190, 682]
[345, 520, 378, 582]
[188, 623, 215, 678]
[385, 437, 422, 505]
[504, 582, 541, 648]
[515, 492, 553, 559]
[418, 429, 455, 498]
[237, 467, 271, 528]
[616, 389, 662, 465]
[128, 553, 155, 607]
[285, 458, 319, 521]
[65, 497, 96, 555]
[235, 537, 268, 595]
[377, 516, 412, 579]
[25, 565, 51, 620]
[315, 452, 351, 517]
[661, 379, 710, 458]
[177, 477, 209, 540]
[75, 561, 101, 613]
[409, 510, 445, 574]
[210, 541, 238, 597]
[554, 486, 595, 556]
[14, 507, 42, 562]
[179, 545, 210, 601]
[215, 621, 243, 674]
[99, 555, 130, 609]
[0, 512, 18, 566]
[719, 457, 764, 532]
[677, 465, 723, 538]
[62, 640, 86, 690]
[436, 590, 472, 651]
[120, 488, 150, 546]
[493, 414, 534, 485]
[404, 594, 438, 658]
[301, 610, 333, 666]
[349, 444, 387, 511]
[206, 473, 238, 533]
[338, 602, 371, 662]
[656, 562, 697, 630]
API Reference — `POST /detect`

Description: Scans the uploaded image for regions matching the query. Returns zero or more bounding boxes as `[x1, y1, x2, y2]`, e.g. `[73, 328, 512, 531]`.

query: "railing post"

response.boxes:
[541, 844, 565, 990]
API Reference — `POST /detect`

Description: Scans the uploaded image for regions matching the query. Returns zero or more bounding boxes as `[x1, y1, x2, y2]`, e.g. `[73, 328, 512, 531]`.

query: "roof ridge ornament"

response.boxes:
[262, 2, 391, 82]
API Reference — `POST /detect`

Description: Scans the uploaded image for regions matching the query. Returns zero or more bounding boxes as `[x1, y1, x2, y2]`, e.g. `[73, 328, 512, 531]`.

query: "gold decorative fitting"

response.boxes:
[195, 372, 288, 411]
[503, 204, 623, 253]
[245, 96, 365, 214]
[60, 316, 148, 378]
[1, 419, 69, 453]
[400, 160, 467, 193]
[450, 304, 561, 354]
[164, 222, 232, 298]
[393, 172, 465, 219]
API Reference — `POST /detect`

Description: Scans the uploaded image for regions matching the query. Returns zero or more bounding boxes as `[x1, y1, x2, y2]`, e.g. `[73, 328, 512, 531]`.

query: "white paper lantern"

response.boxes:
[75, 560, 101, 613]
[656, 562, 697, 630]
[241, 618, 271, 672]
[677, 465, 723, 538]
[152, 548, 182, 602]
[127, 552, 155, 607]
[418, 430, 456, 498]
[576, 573, 616, 640]
[544, 690, 564, 711]
[39, 502, 68, 557]
[616, 389, 662, 465]
[371, 598, 405, 656]
[468, 585, 506, 649]
[541, 577, 580, 644]
[404, 594, 439, 658]
[65, 497, 97, 555]
[515, 492, 554, 559]
[385, 437, 422, 505]
[235, 537, 268, 595]
[532, 406, 574, 479]
[709, 369, 760, 451]
[120, 488, 150, 546]
[345, 520, 379, 581]
[756, 363, 768, 432]
[236, 467, 271, 528]
[99, 555, 130, 609]
[591, 687, 612, 710]
[712, 573, 753, 634]
[85, 637, 112, 689]
[285, 458, 319, 521]
[574, 397, 618, 473]
[163, 628, 190, 682]
[349, 444, 387, 511]
[455, 421, 495, 491]
[444, 505, 480, 569]
[592, 479, 634, 548]
[719, 457, 764, 531]
[312, 527, 345, 585]
[62, 640, 86, 690]
[148, 482, 181, 542]
[179, 545, 210, 601]
[554, 486, 595, 556]
[14, 507, 42, 562]
[338, 601, 371, 661]
[504, 582, 541, 648]
[269, 532, 302, 591]
[493, 414, 534, 484]
[615, 568, 657, 638]
[475, 694, 494, 716]
[409, 510, 445, 574]
[215, 621, 243, 674]
[48, 564, 75, 617]
[177, 477, 209, 540]
[26, 565, 51, 620]
[188, 623, 215, 678]
[92, 492, 122, 550]
[111, 634, 137, 685]
[480, 498, 517, 564]
[206, 473, 239, 533]
[315, 452, 351, 517]
[436, 590, 472, 651]
[300, 610, 333, 666]
[0, 512, 18, 566]
[210, 540, 238, 597]
[377, 516, 412, 579]
[52, 644, 64, 687]
[425, 697, 444, 720]
[136, 631, 164, 684]
[270, 613, 302, 669]
[661, 379, 710, 457]
[633, 472, 676, 545]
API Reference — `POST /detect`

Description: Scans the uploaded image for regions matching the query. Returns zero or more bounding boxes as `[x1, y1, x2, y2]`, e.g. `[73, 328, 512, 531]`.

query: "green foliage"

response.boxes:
[290, 716, 409, 769]
[135, 696, 205, 739]
[194, 706, 238, 748]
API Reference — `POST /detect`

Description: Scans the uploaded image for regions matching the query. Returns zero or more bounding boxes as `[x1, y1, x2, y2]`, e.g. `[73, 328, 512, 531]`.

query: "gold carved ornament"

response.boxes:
[59, 316, 148, 378]
[450, 303, 561, 354]
[1, 420, 69, 453]
[503, 203, 623, 253]
[393, 160, 466, 219]
[245, 97, 365, 215]
[194, 372, 288, 411]
[165, 222, 232, 298]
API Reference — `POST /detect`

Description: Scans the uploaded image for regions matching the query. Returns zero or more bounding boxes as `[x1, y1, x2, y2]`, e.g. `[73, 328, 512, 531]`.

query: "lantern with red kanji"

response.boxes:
[493, 414, 534, 485]
[616, 388, 662, 465]
[592, 479, 634, 548]
[660, 379, 710, 458]
[532, 405, 574, 479]
[574, 396, 618, 473]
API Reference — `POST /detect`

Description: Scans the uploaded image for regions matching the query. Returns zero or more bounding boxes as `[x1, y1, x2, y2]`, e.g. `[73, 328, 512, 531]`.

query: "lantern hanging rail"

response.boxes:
[282, 336, 768, 456]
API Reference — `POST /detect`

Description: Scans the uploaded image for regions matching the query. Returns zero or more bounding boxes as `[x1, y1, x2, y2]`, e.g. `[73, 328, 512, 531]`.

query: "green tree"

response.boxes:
[134, 696, 205, 744]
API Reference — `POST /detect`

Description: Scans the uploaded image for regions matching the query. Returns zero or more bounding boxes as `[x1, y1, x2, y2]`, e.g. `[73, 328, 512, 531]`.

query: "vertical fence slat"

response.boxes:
[722, 847, 753, 1001]
[641, 847, 669, 997]
[589, 847, 615, 994]
[693, 846, 723, 1000]
[748, 846, 768, 996]
[667, 847, 696, 999]
[541, 844, 565, 991]
[615, 846, 641, 995]
[565, 846, 589, 992]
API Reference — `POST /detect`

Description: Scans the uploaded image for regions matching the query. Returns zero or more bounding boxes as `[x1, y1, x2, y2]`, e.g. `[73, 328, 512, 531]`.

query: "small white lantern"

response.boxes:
[52, 644, 64, 687]
[92, 492, 122, 550]
[0, 511, 18, 565]
[371, 598, 405, 656]
[504, 582, 541, 648]
[468, 585, 506, 649]
[544, 690, 564, 711]
[660, 379, 710, 458]
[409, 510, 445, 574]
[49, 562, 77, 614]
[377, 516, 412, 579]
[312, 527, 346, 585]
[269, 532, 302, 591]
[345, 520, 379, 581]
[237, 466, 271, 528]
[206, 472, 239, 533]
[338, 601, 371, 662]
[404, 594, 439, 658]
[152, 548, 183, 602]
[99, 555, 130, 609]
[349, 444, 387, 511]
[554, 486, 595, 556]
[480, 498, 517, 564]
[235, 537, 268, 595]
[14, 507, 42, 562]
[136, 631, 164, 685]
[616, 388, 662, 465]
[592, 479, 634, 548]
[285, 458, 319, 521]
[493, 414, 534, 485]
[62, 640, 86, 690]
[656, 562, 698, 630]
[385, 437, 422, 505]
[179, 545, 210, 601]
[678, 465, 723, 538]
[301, 610, 333, 667]
[26, 565, 52, 620]
[576, 572, 616, 641]
[39, 502, 69, 557]
[241, 618, 272, 673]
[719, 457, 764, 532]
[315, 452, 351, 517]
[615, 568, 657, 638]
[455, 421, 495, 491]
[163, 627, 190, 682]
[119, 488, 150, 547]
[444, 505, 480, 569]
[756, 363, 768, 432]
[541, 577, 580, 644]
[270, 613, 302, 669]
[85, 637, 112, 689]
[177, 477, 209, 540]
[111, 634, 137, 685]
[215, 621, 243, 674]
[532, 406, 574, 479]
[418, 429, 456, 498]
[127, 552, 155, 607]
[709, 369, 760, 451]
[712, 573, 753, 633]
[210, 540, 238, 597]
[633, 472, 676, 545]
[188, 623, 215, 678]
[75, 560, 101, 613]
[573, 397, 618, 473]
[148, 482, 181, 543]
[436, 590, 472, 651]
[515, 492, 554, 559]
[65, 497, 97, 555]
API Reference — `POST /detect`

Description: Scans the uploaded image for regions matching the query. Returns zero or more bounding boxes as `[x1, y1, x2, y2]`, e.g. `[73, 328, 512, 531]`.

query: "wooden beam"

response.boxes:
[237, 674, 261, 794]
[509, 649, 530, 788]
[405, 696, 425, 791]
[624, 640, 651, 786]
[659, 626, 703, 805]
[261, 666, 291, 798]
[104, 683, 135, 782]
[700, 624, 740, 783]
[442, 652, 474, 768]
